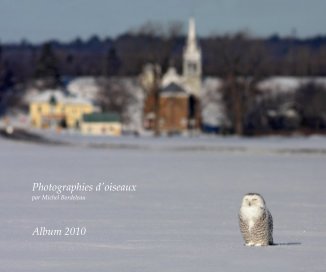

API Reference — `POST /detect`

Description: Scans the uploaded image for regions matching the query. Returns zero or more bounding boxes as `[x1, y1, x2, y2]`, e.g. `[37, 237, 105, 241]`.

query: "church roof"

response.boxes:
[161, 82, 187, 94]
[161, 67, 182, 88]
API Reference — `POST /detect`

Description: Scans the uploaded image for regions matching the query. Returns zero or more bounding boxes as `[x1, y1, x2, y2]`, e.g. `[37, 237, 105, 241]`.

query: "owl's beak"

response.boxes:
[248, 201, 251, 206]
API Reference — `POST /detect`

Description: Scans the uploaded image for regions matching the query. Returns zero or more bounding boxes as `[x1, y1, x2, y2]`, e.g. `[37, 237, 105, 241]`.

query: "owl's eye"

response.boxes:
[252, 198, 257, 201]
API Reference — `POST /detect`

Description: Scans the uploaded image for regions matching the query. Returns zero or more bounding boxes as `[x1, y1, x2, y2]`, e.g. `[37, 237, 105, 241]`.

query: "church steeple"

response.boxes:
[183, 17, 202, 97]
[186, 17, 198, 52]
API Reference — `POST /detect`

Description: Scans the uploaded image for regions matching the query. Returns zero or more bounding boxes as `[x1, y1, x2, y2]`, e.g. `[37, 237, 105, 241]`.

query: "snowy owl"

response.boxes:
[239, 193, 273, 246]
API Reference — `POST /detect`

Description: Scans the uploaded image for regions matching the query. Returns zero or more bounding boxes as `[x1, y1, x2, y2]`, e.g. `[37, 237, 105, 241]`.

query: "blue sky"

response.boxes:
[0, 0, 325, 43]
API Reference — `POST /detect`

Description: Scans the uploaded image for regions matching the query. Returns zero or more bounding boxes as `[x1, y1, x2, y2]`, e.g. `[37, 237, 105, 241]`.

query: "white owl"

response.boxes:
[239, 193, 273, 246]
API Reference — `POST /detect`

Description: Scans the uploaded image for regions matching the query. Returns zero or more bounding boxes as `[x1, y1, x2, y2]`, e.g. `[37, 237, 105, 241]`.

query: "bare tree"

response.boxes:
[246, 92, 298, 133]
[127, 20, 184, 74]
[96, 77, 137, 124]
[140, 63, 162, 135]
[295, 82, 326, 130]
[218, 32, 268, 135]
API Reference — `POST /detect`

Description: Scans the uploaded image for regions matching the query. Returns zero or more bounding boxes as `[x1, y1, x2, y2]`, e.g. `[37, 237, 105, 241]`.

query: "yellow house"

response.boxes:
[29, 90, 94, 129]
[80, 112, 122, 136]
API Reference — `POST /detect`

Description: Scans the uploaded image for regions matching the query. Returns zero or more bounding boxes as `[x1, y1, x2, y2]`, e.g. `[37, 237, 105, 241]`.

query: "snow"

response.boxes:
[116, 77, 145, 133]
[258, 76, 326, 94]
[67, 77, 100, 101]
[201, 78, 225, 126]
[0, 135, 326, 271]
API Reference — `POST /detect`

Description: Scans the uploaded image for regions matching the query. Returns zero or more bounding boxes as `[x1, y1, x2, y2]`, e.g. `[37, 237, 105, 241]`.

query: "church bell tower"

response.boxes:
[183, 17, 202, 97]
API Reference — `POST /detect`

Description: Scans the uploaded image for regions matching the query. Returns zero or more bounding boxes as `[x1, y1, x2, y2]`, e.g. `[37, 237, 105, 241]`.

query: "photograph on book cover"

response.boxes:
[1, 0, 326, 271]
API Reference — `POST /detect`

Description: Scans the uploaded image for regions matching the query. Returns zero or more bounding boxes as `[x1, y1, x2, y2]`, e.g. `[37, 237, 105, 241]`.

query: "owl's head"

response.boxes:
[241, 193, 266, 209]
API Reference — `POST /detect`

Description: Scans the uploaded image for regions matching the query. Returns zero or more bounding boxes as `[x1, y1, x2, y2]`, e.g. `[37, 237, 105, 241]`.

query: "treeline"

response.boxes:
[2, 31, 326, 86]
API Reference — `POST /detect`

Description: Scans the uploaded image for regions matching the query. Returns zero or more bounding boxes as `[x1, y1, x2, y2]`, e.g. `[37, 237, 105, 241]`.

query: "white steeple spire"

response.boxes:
[186, 17, 199, 53]
[183, 17, 202, 97]
[188, 18, 196, 42]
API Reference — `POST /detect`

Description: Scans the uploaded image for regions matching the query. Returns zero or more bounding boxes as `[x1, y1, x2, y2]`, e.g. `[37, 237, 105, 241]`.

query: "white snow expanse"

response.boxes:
[0, 135, 326, 271]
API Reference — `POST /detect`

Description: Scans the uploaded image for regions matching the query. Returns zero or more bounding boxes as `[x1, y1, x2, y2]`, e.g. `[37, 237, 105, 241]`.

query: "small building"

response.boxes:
[159, 83, 191, 134]
[143, 81, 200, 134]
[80, 112, 122, 136]
[29, 90, 94, 129]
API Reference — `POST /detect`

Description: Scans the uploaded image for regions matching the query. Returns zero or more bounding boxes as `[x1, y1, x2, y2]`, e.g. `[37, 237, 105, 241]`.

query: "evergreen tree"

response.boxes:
[0, 43, 14, 92]
[104, 47, 121, 76]
[34, 42, 60, 87]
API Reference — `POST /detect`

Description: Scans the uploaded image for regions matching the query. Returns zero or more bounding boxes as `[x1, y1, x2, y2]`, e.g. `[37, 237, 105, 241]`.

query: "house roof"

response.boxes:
[31, 90, 65, 103]
[30, 89, 93, 105]
[83, 112, 121, 123]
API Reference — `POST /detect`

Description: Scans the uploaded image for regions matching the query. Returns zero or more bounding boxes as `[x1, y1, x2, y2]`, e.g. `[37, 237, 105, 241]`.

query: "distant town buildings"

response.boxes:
[29, 89, 123, 135]
[23, 18, 326, 136]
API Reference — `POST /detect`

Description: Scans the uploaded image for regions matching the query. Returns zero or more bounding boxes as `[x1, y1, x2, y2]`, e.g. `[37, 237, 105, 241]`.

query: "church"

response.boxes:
[142, 18, 202, 134]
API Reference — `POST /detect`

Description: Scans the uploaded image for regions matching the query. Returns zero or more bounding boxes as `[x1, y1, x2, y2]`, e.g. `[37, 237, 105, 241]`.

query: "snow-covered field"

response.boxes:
[0, 135, 326, 272]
